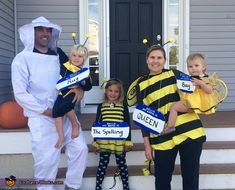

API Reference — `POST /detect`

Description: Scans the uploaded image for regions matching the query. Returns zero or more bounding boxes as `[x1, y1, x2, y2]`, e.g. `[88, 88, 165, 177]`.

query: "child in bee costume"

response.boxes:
[163, 53, 227, 135]
[92, 79, 133, 190]
[53, 44, 92, 149]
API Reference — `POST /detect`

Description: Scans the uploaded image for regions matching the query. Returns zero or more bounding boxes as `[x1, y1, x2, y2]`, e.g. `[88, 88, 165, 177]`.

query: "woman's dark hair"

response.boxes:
[146, 45, 166, 60]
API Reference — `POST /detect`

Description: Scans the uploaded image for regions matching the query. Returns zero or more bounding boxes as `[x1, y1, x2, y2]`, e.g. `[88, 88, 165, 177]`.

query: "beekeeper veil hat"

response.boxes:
[18, 16, 62, 52]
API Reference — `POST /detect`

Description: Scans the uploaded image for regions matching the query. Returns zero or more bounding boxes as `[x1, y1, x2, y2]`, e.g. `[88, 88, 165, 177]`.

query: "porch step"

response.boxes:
[0, 111, 234, 133]
[0, 111, 215, 133]
[56, 164, 235, 190]
[2, 127, 235, 154]
[57, 163, 235, 178]
[1, 141, 235, 178]
[0, 111, 235, 189]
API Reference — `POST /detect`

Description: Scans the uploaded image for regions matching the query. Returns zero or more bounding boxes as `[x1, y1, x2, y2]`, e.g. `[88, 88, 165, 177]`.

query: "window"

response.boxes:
[168, 0, 179, 70]
[165, 0, 189, 72]
[88, 0, 100, 86]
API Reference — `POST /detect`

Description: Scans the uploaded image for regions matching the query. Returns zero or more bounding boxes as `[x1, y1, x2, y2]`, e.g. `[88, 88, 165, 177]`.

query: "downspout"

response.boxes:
[14, 0, 18, 55]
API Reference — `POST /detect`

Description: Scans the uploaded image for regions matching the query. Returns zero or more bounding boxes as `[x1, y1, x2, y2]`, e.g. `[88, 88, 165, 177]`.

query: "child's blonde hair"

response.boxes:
[186, 53, 207, 72]
[70, 44, 88, 64]
[104, 79, 124, 103]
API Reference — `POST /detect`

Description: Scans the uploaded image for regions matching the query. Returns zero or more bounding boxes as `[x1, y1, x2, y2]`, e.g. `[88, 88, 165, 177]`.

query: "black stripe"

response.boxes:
[150, 119, 204, 144]
[140, 74, 176, 99]
[149, 92, 180, 109]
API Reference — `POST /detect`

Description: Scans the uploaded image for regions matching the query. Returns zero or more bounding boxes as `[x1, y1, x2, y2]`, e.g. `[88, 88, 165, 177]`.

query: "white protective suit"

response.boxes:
[11, 16, 88, 190]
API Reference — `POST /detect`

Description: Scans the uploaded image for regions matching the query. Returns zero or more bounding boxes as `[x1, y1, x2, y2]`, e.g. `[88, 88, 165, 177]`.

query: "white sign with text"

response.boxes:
[133, 104, 165, 135]
[91, 122, 129, 140]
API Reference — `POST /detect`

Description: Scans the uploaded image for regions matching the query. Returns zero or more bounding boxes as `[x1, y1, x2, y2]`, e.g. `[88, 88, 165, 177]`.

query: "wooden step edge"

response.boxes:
[127, 141, 235, 150]
[203, 141, 235, 149]
[57, 163, 235, 178]
[0, 126, 29, 133]
[61, 141, 235, 153]
[1, 122, 234, 133]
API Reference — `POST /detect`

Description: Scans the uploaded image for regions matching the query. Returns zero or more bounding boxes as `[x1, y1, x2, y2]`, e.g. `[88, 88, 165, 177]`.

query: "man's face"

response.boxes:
[34, 26, 52, 49]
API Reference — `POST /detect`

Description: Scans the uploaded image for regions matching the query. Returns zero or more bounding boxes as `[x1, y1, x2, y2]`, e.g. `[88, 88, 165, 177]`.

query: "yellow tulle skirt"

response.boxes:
[92, 140, 133, 154]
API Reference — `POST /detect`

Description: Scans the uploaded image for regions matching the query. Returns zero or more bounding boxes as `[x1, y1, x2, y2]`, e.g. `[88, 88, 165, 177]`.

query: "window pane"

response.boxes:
[168, 0, 179, 69]
[88, 0, 99, 86]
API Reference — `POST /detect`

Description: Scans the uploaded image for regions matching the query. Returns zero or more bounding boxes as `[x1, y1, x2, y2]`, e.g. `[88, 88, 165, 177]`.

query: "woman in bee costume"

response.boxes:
[130, 45, 206, 190]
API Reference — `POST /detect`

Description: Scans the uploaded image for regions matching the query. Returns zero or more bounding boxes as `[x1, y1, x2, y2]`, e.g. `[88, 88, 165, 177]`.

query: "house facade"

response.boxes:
[0, 0, 234, 112]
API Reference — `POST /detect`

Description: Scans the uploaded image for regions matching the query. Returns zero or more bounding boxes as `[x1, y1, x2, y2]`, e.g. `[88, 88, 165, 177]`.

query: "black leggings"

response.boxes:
[95, 152, 130, 190]
[154, 141, 203, 190]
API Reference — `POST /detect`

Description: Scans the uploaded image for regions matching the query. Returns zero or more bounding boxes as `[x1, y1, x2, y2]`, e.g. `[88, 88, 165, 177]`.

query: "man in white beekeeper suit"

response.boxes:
[11, 16, 88, 190]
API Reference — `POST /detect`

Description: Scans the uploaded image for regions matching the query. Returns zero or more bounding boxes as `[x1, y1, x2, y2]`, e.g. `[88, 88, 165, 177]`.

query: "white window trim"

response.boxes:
[79, 0, 88, 110]
[79, 0, 110, 113]
[163, 0, 189, 73]
[180, 0, 190, 73]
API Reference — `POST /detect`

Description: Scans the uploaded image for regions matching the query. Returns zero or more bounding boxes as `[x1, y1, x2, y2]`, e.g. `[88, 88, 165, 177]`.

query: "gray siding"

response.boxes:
[190, 0, 235, 111]
[0, 0, 15, 104]
[16, 0, 80, 54]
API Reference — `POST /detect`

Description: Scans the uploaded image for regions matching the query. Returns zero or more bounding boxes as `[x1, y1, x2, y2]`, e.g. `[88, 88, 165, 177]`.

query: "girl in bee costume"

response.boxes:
[163, 53, 227, 135]
[92, 79, 133, 190]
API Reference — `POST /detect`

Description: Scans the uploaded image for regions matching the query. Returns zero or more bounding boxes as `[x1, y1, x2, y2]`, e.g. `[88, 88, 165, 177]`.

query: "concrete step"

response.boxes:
[56, 164, 235, 190]
[1, 126, 235, 154]
[86, 142, 235, 166]
[1, 111, 233, 132]
[0, 111, 234, 189]
[1, 141, 235, 178]
[57, 163, 235, 177]
[73, 174, 235, 190]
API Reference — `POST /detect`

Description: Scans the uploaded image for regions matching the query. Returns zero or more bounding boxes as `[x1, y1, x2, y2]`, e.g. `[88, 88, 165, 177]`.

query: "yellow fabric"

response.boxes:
[127, 76, 144, 106]
[92, 140, 134, 154]
[180, 74, 222, 114]
[63, 61, 80, 73]
[60, 61, 81, 97]
[150, 112, 206, 150]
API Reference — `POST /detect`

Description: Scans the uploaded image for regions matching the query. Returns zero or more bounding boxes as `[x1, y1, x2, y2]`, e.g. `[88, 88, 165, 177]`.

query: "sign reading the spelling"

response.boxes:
[91, 122, 129, 140]
[56, 67, 89, 91]
[176, 73, 196, 93]
[133, 104, 165, 135]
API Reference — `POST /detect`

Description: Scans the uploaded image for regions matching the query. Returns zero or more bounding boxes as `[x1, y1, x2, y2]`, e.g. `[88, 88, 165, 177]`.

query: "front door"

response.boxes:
[110, 0, 162, 90]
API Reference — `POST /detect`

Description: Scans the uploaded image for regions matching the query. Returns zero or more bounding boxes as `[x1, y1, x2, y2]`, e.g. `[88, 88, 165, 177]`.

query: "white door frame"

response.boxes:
[79, 0, 110, 113]
[79, 0, 189, 113]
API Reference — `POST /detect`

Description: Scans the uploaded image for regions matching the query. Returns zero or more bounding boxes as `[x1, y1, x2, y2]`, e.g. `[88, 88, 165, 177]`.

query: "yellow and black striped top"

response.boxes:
[91, 102, 133, 154]
[136, 69, 206, 150]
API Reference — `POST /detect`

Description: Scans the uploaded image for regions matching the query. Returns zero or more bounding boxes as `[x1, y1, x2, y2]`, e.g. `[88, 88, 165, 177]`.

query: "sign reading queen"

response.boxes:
[91, 122, 129, 140]
[133, 104, 165, 135]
